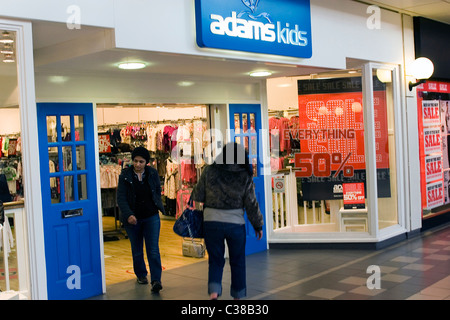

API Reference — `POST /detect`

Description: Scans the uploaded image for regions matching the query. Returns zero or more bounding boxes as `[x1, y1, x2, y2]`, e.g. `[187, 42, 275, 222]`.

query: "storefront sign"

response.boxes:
[423, 127, 441, 154]
[195, 0, 312, 58]
[343, 182, 365, 209]
[426, 180, 444, 209]
[422, 100, 440, 127]
[425, 154, 443, 183]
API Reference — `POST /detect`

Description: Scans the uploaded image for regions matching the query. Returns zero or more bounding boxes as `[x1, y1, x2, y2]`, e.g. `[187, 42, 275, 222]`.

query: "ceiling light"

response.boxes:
[118, 62, 146, 70]
[250, 71, 272, 77]
[0, 44, 13, 55]
[177, 81, 195, 87]
[2, 54, 15, 63]
[0, 31, 14, 44]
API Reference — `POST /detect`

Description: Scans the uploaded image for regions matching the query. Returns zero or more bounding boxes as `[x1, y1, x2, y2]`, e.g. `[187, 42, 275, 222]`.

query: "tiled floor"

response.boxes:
[91, 223, 450, 300]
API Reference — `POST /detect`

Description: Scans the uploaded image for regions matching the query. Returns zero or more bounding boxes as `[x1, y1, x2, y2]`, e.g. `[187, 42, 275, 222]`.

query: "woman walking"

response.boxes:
[117, 146, 165, 293]
[191, 142, 264, 300]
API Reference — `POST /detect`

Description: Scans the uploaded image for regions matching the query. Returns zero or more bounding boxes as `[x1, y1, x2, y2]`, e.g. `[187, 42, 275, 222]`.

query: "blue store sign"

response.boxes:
[195, 0, 312, 58]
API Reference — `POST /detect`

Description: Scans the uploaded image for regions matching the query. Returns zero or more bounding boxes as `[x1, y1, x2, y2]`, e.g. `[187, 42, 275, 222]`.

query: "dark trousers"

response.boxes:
[203, 221, 246, 299]
[124, 214, 162, 282]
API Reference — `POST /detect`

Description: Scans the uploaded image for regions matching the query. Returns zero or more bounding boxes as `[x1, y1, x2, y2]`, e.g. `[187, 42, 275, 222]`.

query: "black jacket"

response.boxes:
[117, 166, 165, 226]
[191, 163, 264, 232]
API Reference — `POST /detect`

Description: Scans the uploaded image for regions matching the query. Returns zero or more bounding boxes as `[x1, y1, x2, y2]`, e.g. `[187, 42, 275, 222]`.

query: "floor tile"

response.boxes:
[88, 223, 450, 301]
[402, 263, 434, 271]
[307, 288, 344, 299]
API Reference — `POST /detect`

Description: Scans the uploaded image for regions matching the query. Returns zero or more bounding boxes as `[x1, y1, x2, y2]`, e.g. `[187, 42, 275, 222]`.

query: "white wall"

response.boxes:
[1, 0, 406, 69]
[0, 108, 21, 134]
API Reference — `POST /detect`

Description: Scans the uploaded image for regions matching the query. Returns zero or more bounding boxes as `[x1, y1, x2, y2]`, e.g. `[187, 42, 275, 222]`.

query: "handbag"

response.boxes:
[182, 238, 205, 258]
[173, 197, 203, 239]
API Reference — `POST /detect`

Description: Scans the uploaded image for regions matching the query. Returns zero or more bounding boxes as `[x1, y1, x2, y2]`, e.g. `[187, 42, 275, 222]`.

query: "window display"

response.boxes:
[416, 81, 450, 218]
[269, 68, 400, 234]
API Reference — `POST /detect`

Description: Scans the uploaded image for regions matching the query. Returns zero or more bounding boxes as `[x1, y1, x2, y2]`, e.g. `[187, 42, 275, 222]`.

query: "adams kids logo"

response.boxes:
[195, 0, 312, 58]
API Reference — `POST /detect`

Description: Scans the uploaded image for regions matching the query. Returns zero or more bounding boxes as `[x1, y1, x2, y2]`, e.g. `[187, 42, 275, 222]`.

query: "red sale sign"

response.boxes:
[422, 100, 440, 127]
[423, 127, 441, 154]
[426, 180, 444, 209]
[98, 133, 111, 153]
[425, 155, 443, 183]
[343, 182, 365, 208]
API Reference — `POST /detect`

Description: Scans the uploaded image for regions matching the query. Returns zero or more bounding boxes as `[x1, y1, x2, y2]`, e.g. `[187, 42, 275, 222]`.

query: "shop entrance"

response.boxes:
[96, 103, 210, 286]
[37, 102, 103, 300]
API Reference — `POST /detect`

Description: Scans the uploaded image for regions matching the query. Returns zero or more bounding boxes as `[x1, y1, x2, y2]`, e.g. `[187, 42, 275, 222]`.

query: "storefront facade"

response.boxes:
[0, 0, 436, 300]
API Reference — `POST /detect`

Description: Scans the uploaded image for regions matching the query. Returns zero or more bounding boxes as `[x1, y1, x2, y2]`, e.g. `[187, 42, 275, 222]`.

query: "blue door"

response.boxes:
[37, 103, 103, 300]
[229, 104, 267, 255]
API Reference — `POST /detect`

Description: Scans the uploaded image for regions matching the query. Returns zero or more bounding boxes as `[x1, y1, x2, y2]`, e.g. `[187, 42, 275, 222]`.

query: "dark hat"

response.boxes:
[132, 146, 150, 164]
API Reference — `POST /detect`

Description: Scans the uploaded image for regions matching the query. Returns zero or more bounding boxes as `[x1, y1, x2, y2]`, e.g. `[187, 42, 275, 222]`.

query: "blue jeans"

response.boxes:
[124, 214, 162, 282]
[204, 221, 246, 299]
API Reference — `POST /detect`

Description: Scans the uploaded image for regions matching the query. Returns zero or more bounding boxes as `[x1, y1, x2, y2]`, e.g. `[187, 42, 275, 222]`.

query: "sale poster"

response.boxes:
[426, 180, 444, 209]
[422, 100, 440, 127]
[296, 77, 391, 200]
[425, 155, 443, 183]
[343, 182, 365, 209]
[423, 127, 441, 155]
[98, 133, 111, 153]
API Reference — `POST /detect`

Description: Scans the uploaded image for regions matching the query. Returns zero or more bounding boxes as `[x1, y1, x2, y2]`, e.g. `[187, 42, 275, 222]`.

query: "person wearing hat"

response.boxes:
[117, 146, 165, 293]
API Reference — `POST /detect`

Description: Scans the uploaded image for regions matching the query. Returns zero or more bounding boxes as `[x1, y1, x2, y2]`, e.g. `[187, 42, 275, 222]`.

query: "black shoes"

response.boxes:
[137, 276, 148, 284]
[136, 276, 162, 293]
[151, 280, 163, 293]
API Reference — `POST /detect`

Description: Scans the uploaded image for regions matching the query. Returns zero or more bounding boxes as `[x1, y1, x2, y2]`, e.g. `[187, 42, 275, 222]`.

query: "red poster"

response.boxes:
[422, 100, 440, 127]
[426, 180, 444, 209]
[423, 127, 441, 155]
[297, 91, 389, 171]
[425, 155, 443, 183]
[343, 182, 365, 208]
[417, 80, 450, 213]
[98, 133, 111, 153]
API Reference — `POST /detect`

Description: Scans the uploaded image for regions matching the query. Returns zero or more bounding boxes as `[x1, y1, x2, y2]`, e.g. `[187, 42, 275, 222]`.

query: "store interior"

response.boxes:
[96, 103, 210, 285]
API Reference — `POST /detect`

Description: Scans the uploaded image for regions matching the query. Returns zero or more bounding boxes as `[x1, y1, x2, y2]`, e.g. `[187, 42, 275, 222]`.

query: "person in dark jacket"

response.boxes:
[191, 142, 264, 300]
[117, 147, 165, 293]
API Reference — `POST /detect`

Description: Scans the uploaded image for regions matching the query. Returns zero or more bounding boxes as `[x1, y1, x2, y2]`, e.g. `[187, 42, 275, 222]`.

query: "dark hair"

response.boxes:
[131, 146, 150, 164]
[214, 142, 253, 176]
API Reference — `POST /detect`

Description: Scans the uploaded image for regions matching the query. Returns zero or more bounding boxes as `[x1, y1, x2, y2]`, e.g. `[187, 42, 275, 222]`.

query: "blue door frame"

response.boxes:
[37, 103, 103, 300]
[229, 104, 267, 255]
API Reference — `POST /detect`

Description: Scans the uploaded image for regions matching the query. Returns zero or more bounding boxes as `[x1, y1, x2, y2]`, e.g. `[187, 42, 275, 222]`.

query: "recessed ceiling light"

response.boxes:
[0, 31, 14, 44]
[118, 62, 146, 70]
[250, 71, 272, 77]
[177, 81, 195, 87]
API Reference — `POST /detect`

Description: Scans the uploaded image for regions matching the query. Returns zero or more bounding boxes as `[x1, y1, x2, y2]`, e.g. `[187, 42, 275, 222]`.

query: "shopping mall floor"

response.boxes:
[91, 222, 450, 300]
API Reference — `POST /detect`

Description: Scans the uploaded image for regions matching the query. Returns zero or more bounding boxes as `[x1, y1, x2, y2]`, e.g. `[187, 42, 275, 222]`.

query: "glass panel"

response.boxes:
[48, 147, 59, 172]
[78, 174, 88, 200]
[62, 146, 72, 171]
[61, 115, 71, 141]
[50, 177, 61, 204]
[374, 68, 398, 229]
[249, 113, 257, 156]
[64, 175, 74, 202]
[76, 145, 86, 170]
[252, 158, 257, 177]
[74, 115, 84, 141]
[234, 113, 241, 144]
[268, 71, 372, 233]
[243, 136, 249, 151]
[242, 113, 248, 132]
[47, 116, 57, 142]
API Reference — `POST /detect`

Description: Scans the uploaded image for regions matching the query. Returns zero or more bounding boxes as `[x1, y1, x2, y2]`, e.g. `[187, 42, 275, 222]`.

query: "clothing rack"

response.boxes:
[97, 117, 207, 130]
